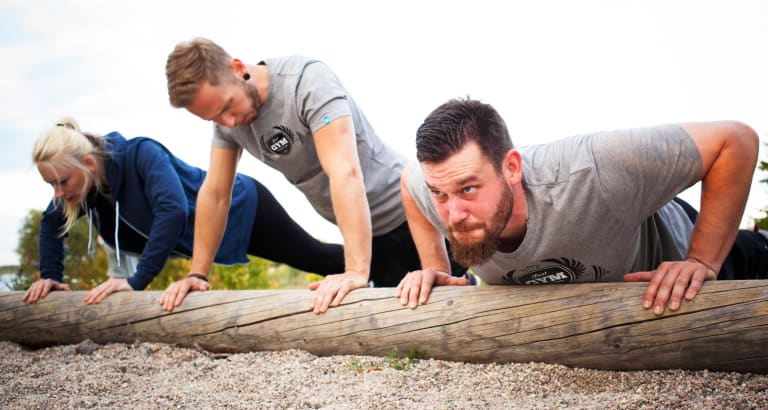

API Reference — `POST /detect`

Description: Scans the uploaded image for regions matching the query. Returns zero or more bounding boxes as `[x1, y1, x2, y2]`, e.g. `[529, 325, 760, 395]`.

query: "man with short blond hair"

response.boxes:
[161, 38, 467, 314]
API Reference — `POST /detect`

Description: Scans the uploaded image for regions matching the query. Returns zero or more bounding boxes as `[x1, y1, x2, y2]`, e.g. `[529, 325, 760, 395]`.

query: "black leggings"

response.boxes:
[369, 221, 468, 286]
[672, 197, 768, 279]
[248, 179, 468, 285]
[247, 180, 345, 275]
[248, 180, 467, 287]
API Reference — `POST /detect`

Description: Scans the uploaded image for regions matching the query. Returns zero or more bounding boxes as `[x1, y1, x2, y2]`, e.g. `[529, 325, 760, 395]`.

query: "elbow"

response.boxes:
[171, 207, 189, 227]
[330, 163, 364, 186]
[200, 179, 233, 207]
[729, 121, 759, 165]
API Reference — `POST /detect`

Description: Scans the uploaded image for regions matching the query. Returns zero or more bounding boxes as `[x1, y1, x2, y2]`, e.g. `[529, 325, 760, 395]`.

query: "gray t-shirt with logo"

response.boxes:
[407, 124, 701, 284]
[212, 55, 407, 236]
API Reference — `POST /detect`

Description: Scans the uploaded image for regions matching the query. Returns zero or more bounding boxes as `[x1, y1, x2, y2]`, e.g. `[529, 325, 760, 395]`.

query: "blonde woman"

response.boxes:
[23, 118, 344, 304]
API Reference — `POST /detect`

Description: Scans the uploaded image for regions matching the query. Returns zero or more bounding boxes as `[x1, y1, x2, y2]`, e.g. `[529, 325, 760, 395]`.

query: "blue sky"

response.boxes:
[1, 0, 767, 266]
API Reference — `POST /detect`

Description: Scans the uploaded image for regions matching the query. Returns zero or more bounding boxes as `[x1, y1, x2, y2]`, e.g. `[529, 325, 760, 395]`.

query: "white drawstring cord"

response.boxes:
[114, 201, 121, 268]
[86, 208, 94, 256]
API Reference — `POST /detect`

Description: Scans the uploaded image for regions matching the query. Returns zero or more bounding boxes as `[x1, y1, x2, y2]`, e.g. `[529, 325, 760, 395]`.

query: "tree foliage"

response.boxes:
[14, 209, 108, 290]
[13, 209, 321, 292]
[754, 159, 768, 230]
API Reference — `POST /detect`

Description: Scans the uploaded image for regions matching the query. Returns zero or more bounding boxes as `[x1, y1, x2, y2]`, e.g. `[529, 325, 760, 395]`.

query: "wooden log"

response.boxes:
[1, 281, 766, 373]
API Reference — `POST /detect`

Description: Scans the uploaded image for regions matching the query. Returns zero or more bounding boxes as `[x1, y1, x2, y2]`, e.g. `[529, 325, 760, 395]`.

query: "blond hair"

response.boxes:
[32, 117, 108, 233]
[166, 37, 234, 108]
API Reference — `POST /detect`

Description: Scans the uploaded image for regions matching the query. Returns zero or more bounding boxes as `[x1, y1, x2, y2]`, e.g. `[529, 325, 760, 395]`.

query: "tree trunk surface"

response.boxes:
[1, 281, 766, 373]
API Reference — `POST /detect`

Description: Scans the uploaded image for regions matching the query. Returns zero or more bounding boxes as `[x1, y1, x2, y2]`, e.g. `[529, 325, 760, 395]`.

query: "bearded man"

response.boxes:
[397, 98, 768, 315]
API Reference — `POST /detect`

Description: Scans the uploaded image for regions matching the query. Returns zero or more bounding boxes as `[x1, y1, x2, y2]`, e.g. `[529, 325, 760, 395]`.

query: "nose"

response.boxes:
[447, 197, 469, 225]
[215, 113, 237, 128]
[53, 186, 64, 199]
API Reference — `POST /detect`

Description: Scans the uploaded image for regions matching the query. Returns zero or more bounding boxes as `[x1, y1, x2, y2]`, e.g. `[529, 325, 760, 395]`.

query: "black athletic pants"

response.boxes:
[369, 221, 468, 287]
[672, 197, 768, 279]
[247, 179, 468, 285]
[247, 180, 345, 275]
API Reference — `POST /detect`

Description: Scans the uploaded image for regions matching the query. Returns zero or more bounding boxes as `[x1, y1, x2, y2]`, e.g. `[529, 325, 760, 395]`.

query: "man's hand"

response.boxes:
[308, 272, 369, 314]
[83, 278, 132, 304]
[22, 278, 70, 303]
[396, 269, 469, 309]
[159, 276, 210, 312]
[624, 259, 717, 315]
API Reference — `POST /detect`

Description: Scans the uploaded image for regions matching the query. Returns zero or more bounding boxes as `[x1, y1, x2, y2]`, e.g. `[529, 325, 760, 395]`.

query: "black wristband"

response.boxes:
[188, 273, 209, 282]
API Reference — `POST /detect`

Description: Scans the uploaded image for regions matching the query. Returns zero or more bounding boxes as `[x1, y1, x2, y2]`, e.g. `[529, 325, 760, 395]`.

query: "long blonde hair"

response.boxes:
[32, 117, 109, 233]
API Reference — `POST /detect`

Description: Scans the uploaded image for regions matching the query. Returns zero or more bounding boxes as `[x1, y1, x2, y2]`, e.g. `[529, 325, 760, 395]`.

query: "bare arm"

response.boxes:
[625, 121, 759, 314]
[159, 146, 241, 311]
[402, 162, 452, 272]
[308, 116, 371, 313]
[190, 146, 241, 275]
[683, 121, 758, 272]
[396, 163, 468, 309]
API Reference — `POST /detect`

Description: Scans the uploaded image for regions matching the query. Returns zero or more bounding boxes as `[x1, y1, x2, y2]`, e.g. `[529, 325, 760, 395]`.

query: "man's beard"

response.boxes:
[447, 182, 514, 267]
[242, 82, 262, 125]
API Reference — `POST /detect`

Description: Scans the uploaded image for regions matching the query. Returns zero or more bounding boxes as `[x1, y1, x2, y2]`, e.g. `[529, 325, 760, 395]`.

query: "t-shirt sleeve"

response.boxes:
[589, 124, 702, 220]
[212, 123, 242, 150]
[406, 164, 450, 237]
[294, 61, 352, 133]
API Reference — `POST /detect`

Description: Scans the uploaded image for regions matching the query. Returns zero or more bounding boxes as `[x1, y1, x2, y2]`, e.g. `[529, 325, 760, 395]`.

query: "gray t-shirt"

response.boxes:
[407, 124, 701, 284]
[212, 55, 407, 236]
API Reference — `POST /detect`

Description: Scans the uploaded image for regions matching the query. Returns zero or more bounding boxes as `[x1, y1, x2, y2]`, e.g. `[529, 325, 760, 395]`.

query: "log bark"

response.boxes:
[1, 281, 766, 373]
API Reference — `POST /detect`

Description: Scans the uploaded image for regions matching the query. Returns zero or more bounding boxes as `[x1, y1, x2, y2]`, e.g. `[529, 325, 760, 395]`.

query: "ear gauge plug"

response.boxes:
[243, 72, 251, 81]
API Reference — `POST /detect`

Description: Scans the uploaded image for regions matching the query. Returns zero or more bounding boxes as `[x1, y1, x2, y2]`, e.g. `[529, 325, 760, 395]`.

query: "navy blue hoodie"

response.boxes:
[38, 132, 258, 290]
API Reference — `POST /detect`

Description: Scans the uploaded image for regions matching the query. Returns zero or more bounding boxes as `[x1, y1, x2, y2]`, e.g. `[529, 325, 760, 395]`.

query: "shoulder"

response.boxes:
[110, 135, 173, 171]
[265, 55, 322, 74]
[124, 136, 170, 157]
[105, 132, 164, 152]
[404, 164, 429, 203]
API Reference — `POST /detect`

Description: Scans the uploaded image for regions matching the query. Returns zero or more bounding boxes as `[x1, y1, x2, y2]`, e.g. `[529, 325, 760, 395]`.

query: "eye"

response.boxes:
[462, 186, 476, 194]
[430, 189, 447, 202]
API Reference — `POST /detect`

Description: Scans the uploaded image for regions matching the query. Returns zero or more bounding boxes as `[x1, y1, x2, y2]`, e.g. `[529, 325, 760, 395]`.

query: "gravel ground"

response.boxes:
[1, 340, 766, 409]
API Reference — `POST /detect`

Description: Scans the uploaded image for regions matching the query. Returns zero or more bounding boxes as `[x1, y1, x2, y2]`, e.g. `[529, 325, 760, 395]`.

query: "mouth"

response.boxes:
[450, 228, 486, 244]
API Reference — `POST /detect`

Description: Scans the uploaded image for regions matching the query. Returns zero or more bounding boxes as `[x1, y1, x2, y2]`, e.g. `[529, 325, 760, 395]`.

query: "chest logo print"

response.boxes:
[263, 126, 295, 155]
[503, 257, 608, 284]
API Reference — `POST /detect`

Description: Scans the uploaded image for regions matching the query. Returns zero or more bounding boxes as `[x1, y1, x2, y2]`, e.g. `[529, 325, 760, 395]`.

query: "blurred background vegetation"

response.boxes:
[9, 209, 323, 292]
[752, 160, 768, 229]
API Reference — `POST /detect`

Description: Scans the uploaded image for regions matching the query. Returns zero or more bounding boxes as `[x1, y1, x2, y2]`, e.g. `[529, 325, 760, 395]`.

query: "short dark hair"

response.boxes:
[415, 98, 513, 172]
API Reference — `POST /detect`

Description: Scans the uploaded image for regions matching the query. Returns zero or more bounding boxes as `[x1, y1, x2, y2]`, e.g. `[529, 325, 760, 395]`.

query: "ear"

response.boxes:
[229, 58, 247, 78]
[83, 155, 98, 174]
[501, 149, 523, 185]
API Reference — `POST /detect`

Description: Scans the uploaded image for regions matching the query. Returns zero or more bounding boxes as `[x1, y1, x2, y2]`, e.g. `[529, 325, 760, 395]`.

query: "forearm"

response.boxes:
[38, 205, 67, 282]
[130, 212, 187, 290]
[330, 172, 371, 279]
[406, 197, 451, 273]
[415, 230, 451, 273]
[190, 186, 231, 275]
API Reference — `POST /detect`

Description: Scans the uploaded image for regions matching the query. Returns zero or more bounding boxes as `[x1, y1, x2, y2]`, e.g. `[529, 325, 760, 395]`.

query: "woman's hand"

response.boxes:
[22, 278, 70, 303]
